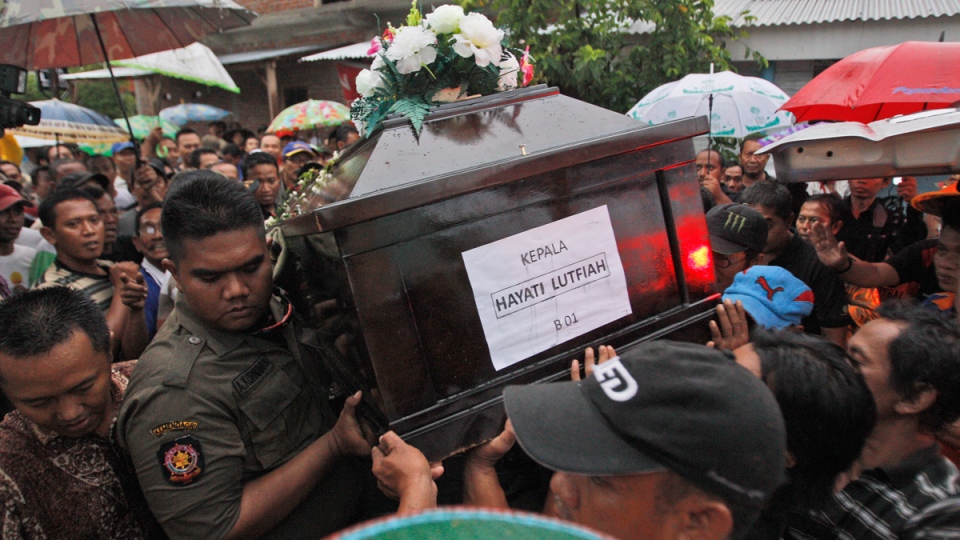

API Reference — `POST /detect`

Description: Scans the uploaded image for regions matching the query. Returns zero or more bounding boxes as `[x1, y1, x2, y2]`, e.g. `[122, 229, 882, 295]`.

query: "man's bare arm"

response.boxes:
[371, 432, 443, 514]
[462, 421, 516, 509]
[809, 222, 900, 288]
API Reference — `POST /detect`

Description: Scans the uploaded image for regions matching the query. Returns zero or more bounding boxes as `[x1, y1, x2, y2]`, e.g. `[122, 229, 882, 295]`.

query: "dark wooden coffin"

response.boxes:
[278, 85, 719, 461]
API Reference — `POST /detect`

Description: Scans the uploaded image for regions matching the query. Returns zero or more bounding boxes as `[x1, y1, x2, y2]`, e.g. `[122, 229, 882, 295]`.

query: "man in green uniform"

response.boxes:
[117, 171, 372, 539]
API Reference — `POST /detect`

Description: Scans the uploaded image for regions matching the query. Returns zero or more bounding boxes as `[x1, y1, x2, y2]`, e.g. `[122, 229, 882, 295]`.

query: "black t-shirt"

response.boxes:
[886, 238, 941, 300]
[837, 197, 927, 262]
[770, 233, 853, 332]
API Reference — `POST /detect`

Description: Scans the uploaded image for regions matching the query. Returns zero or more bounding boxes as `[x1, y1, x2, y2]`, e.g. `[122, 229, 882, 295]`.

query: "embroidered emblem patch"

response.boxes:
[158, 436, 205, 486]
[151, 421, 199, 438]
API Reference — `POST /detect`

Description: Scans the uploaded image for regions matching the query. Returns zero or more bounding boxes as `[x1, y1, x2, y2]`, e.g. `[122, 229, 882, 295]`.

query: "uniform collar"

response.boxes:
[171, 290, 292, 357]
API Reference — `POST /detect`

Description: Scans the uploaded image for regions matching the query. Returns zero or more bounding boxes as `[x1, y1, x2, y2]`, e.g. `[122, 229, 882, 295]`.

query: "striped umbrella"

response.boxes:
[0, 0, 255, 71]
[8, 99, 129, 144]
[266, 100, 351, 136]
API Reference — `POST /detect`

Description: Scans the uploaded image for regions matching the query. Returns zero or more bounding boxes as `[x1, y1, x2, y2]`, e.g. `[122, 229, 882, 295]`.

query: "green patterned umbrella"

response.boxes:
[115, 115, 180, 140]
[266, 100, 351, 136]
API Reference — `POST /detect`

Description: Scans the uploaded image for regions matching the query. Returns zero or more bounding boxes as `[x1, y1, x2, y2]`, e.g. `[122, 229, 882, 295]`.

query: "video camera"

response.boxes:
[0, 65, 41, 132]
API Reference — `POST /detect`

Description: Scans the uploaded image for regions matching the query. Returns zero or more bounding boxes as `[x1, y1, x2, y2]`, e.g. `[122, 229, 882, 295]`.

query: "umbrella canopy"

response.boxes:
[267, 100, 351, 135]
[0, 0, 256, 70]
[782, 41, 960, 124]
[627, 71, 793, 138]
[159, 103, 230, 126]
[112, 42, 240, 93]
[115, 115, 180, 139]
[332, 508, 610, 540]
[8, 99, 129, 144]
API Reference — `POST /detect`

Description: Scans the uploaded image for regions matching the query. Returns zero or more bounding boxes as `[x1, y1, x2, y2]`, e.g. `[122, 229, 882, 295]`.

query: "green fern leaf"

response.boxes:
[388, 97, 431, 137]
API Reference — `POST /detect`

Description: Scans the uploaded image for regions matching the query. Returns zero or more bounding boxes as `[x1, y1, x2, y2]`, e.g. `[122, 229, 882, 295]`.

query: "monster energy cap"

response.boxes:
[706, 203, 768, 255]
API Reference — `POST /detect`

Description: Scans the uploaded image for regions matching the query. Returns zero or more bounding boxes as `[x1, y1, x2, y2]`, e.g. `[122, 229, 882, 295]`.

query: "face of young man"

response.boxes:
[722, 165, 744, 194]
[848, 178, 889, 202]
[133, 207, 169, 268]
[260, 136, 282, 159]
[47, 145, 75, 162]
[131, 166, 167, 207]
[89, 158, 117, 180]
[159, 139, 179, 163]
[249, 163, 280, 209]
[847, 318, 906, 418]
[935, 225, 960, 294]
[795, 201, 839, 242]
[165, 227, 273, 333]
[244, 137, 260, 154]
[93, 194, 119, 247]
[43, 199, 104, 267]
[0, 330, 113, 438]
[0, 164, 21, 183]
[210, 162, 239, 181]
[33, 170, 56, 202]
[113, 149, 137, 177]
[198, 152, 221, 170]
[748, 204, 792, 258]
[695, 151, 721, 184]
[739, 140, 769, 178]
[0, 204, 24, 245]
[176, 134, 201, 163]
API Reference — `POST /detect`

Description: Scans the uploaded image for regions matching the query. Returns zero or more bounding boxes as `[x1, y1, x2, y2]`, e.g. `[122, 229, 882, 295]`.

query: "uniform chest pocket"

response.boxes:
[237, 363, 303, 469]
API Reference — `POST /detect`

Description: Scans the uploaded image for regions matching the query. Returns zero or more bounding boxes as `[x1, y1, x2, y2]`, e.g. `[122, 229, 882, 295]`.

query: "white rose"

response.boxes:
[355, 69, 382, 98]
[371, 53, 386, 71]
[385, 25, 438, 74]
[452, 13, 504, 67]
[498, 53, 519, 91]
[426, 5, 464, 34]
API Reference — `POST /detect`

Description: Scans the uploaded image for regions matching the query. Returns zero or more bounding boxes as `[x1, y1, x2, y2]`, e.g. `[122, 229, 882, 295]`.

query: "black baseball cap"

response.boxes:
[503, 341, 786, 509]
[706, 203, 768, 255]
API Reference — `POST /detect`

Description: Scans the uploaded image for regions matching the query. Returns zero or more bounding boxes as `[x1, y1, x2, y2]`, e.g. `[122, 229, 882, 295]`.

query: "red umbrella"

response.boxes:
[781, 41, 960, 123]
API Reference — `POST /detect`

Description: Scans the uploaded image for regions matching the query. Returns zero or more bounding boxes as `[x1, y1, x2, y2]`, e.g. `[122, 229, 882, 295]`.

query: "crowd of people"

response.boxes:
[0, 118, 957, 540]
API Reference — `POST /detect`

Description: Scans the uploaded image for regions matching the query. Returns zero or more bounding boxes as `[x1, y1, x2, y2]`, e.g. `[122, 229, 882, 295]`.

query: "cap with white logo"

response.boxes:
[503, 340, 787, 509]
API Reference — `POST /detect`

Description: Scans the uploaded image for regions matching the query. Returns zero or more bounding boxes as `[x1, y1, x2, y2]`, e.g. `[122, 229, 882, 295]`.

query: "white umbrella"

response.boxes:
[111, 43, 240, 94]
[626, 71, 794, 138]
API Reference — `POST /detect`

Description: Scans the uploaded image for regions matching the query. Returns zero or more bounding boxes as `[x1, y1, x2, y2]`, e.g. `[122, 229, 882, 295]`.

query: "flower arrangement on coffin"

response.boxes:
[265, 153, 342, 227]
[350, 2, 534, 138]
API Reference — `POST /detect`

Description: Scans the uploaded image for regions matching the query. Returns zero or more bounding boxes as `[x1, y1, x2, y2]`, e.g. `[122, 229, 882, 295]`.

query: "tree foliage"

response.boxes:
[459, 0, 765, 113]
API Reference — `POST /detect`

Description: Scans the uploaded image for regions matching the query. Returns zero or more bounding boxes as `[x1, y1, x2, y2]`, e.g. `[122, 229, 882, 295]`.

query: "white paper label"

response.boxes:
[462, 206, 633, 371]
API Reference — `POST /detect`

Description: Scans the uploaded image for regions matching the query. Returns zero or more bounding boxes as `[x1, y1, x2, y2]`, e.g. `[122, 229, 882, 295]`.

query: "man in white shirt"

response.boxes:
[0, 184, 38, 296]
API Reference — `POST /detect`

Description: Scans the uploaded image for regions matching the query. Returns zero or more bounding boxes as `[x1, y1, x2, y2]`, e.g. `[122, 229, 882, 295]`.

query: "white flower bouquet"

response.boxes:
[351, 2, 534, 138]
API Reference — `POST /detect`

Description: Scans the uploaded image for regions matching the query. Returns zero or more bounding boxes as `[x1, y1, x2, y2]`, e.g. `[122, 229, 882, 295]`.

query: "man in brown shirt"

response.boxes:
[0, 287, 161, 538]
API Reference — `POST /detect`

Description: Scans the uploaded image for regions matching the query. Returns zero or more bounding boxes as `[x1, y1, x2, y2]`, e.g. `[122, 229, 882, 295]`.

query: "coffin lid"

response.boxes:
[757, 107, 960, 182]
[282, 85, 708, 235]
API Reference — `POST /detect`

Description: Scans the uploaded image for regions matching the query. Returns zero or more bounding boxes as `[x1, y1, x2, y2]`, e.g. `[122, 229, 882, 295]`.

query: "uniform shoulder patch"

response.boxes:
[158, 436, 205, 486]
[151, 421, 199, 438]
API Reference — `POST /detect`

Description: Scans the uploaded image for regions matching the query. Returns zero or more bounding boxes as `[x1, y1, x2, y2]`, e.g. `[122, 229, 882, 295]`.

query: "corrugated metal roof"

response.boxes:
[300, 42, 370, 62]
[217, 44, 325, 65]
[715, 0, 960, 27]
